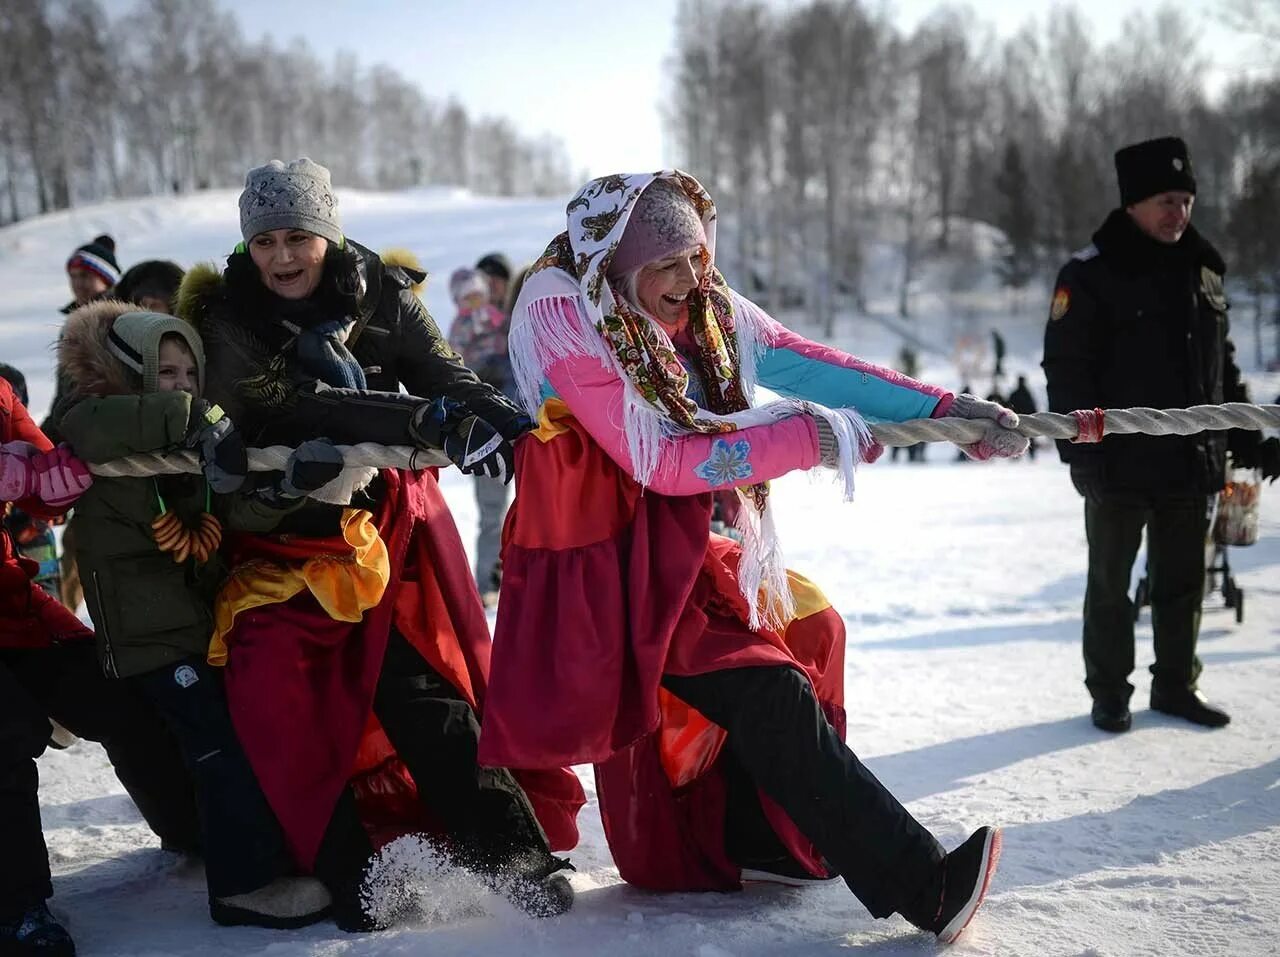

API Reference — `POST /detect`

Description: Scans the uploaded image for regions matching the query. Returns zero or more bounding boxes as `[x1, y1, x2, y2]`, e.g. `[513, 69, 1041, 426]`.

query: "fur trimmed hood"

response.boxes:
[58, 300, 150, 397]
[60, 300, 204, 398]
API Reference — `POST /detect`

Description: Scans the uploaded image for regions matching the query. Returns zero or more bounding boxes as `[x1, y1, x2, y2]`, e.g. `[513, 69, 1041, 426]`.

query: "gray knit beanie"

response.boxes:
[239, 158, 343, 245]
[106, 311, 205, 394]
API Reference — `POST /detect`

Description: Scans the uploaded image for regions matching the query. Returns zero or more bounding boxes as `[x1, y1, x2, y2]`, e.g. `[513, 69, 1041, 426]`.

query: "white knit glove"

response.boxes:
[947, 394, 1029, 460]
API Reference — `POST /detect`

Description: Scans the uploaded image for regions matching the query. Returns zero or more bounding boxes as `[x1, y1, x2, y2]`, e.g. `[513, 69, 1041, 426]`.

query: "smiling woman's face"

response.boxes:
[247, 228, 328, 299]
[634, 245, 706, 333]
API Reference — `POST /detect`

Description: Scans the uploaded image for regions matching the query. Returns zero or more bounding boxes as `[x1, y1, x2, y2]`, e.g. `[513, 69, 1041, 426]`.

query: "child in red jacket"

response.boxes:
[0, 378, 199, 957]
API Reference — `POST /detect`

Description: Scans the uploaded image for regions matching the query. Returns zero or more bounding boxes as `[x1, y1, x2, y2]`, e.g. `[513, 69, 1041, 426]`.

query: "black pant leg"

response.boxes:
[662, 666, 945, 920]
[720, 748, 793, 873]
[28, 642, 202, 853]
[372, 630, 548, 869]
[131, 658, 282, 897]
[1082, 498, 1147, 702]
[311, 786, 376, 929]
[1146, 496, 1209, 694]
[0, 659, 56, 914]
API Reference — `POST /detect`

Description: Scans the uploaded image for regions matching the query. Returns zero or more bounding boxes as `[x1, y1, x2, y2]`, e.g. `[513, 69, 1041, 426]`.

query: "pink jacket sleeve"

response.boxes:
[543, 338, 819, 497]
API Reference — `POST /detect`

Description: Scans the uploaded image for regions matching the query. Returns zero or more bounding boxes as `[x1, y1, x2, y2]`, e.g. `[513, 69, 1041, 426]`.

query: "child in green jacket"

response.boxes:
[57, 300, 344, 928]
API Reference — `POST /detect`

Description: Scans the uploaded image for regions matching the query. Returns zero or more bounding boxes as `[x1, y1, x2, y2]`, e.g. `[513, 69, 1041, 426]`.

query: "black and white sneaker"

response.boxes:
[931, 827, 1002, 945]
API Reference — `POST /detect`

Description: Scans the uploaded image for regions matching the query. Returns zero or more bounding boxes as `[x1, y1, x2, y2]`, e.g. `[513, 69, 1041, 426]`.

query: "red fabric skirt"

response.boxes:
[482, 409, 846, 890]
[222, 469, 583, 870]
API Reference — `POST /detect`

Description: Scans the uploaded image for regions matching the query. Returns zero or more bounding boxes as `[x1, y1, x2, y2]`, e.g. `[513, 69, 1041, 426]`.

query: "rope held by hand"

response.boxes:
[84, 403, 1280, 477]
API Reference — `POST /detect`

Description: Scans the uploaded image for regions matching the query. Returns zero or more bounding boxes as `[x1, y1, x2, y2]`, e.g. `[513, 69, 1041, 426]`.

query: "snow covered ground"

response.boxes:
[2, 189, 1277, 957]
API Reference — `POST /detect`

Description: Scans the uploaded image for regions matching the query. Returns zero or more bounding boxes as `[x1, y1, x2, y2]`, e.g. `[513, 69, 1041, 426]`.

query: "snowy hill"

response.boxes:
[2, 190, 1278, 957]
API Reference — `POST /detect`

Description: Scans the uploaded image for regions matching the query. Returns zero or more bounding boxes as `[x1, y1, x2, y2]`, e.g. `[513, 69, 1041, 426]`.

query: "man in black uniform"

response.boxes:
[1043, 136, 1280, 733]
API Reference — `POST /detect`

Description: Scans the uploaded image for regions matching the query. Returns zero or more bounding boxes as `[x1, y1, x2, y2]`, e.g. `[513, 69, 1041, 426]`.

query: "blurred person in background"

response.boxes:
[0, 364, 60, 602]
[44, 235, 120, 441]
[1005, 375, 1038, 461]
[114, 259, 186, 314]
[42, 235, 123, 613]
[447, 264, 516, 603]
[476, 252, 512, 314]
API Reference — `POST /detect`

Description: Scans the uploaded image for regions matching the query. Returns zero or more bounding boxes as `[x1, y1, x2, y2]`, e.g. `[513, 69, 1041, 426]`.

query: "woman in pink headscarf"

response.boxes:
[479, 171, 1023, 945]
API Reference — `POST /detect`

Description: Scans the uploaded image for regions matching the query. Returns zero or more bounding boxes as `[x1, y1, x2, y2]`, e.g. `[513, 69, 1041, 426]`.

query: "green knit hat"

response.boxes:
[106, 311, 205, 394]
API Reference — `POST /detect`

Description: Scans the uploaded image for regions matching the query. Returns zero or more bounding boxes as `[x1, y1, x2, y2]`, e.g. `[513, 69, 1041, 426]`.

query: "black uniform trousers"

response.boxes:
[662, 665, 946, 921]
[0, 641, 199, 916]
[1083, 494, 1210, 703]
[313, 629, 549, 909]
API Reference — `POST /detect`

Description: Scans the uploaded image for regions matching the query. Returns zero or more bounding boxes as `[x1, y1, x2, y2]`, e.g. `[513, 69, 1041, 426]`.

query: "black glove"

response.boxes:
[1233, 436, 1280, 484]
[248, 438, 346, 507]
[408, 397, 515, 484]
[1069, 459, 1106, 505]
[185, 400, 248, 494]
[281, 438, 346, 497]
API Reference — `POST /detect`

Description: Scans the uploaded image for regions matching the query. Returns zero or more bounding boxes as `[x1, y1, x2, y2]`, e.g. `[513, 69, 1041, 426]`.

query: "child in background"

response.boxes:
[447, 267, 514, 604]
[114, 259, 186, 315]
[56, 300, 345, 929]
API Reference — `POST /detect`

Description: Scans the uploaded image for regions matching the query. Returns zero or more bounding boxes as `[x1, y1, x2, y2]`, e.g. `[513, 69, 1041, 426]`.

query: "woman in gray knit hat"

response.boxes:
[177, 158, 582, 932]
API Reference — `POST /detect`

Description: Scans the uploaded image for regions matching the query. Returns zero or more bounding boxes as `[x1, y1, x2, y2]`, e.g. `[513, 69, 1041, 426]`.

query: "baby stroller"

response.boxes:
[1133, 469, 1260, 625]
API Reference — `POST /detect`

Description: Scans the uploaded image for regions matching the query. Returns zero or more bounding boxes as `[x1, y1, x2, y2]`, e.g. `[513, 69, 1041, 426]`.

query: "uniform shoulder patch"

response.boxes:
[1070, 243, 1099, 262]
[1050, 286, 1071, 321]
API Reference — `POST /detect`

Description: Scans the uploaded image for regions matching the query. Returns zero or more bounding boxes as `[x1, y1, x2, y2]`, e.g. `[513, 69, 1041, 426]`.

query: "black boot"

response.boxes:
[0, 902, 75, 957]
[476, 851, 575, 918]
[1090, 698, 1132, 733]
[1150, 687, 1230, 728]
[918, 827, 1003, 945]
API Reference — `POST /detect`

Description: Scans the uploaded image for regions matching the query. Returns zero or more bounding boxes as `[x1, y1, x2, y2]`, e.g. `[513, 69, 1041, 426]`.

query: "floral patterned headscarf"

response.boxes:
[529, 172, 768, 517]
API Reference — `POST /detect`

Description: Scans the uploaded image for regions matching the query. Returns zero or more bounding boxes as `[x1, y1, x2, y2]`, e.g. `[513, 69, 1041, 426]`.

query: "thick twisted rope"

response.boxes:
[870, 402, 1280, 448]
[89, 443, 450, 478]
[86, 403, 1280, 477]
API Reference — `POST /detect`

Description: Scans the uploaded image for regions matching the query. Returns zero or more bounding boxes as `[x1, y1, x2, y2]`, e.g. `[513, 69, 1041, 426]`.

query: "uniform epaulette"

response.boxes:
[1071, 243, 1099, 262]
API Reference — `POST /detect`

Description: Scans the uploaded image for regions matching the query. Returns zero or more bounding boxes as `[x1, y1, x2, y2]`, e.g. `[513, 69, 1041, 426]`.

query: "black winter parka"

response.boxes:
[1042, 210, 1251, 497]
[178, 241, 529, 534]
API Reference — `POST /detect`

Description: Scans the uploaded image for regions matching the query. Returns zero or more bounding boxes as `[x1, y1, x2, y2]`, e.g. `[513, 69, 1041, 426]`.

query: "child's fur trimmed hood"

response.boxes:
[60, 300, 203, 398]
[58, 300, 145, 397]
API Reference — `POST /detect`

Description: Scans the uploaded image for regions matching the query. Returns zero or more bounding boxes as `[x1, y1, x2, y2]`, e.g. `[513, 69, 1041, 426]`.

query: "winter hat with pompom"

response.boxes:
[67, 234, 120, 285]
[607, 178, 707, 277]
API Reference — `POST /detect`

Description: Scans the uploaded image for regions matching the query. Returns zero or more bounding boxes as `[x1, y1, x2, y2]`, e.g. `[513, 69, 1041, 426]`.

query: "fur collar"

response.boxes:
[59, 300, 147, 397]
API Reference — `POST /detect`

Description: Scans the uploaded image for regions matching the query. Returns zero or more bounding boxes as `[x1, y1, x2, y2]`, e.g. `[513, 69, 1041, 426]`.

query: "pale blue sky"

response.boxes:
[114, 0, 1256, 177]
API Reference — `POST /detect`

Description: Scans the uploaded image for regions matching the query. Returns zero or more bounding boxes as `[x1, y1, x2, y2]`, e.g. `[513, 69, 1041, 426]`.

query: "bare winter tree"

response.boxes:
[659, 0, 1277, 345]
[0, 0, 573, 220]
